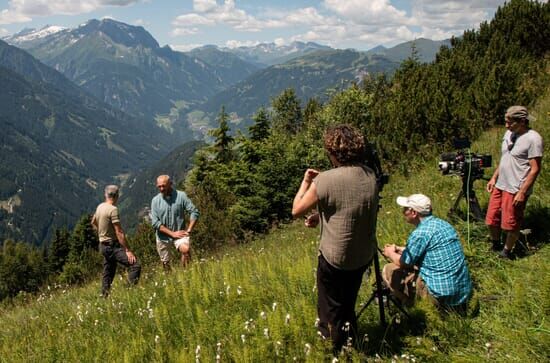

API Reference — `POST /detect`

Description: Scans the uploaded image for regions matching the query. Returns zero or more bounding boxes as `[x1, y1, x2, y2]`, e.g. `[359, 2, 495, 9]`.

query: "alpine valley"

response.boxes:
[2, 18, 449, 244]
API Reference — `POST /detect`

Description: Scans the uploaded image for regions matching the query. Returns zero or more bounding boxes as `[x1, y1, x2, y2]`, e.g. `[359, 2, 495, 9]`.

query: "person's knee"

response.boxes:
[179, 244, 190, 254]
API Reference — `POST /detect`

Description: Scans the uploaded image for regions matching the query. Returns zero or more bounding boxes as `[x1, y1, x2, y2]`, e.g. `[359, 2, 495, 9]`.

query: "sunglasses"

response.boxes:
[508, 133, 518, 151]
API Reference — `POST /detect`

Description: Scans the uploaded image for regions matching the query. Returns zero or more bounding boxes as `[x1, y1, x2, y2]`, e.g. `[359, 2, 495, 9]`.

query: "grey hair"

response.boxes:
[104, 185, 119, 198]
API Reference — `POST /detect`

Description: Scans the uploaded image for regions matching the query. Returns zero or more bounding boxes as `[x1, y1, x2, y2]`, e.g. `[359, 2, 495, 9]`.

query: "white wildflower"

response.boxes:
[304, 343, 311, 355]
[263, 328, 269, 339]
[155, 335, 160, 344]
[241, 334, 246, 343]
[260, 311, 266, 319]
[272, 302, 277, 311]
[285, 313, 291, 325]
[314, 318, 320, 327]
[343, 321, 350, 332]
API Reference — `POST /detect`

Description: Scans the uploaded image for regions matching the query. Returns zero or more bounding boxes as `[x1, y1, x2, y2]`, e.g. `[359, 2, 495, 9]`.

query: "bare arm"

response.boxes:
[486, 165, 499, 192]
[186, 219, 197, 234]
[382, 244, 404, 267]
[113, 222, 136, 264]
[158, 225, 187, 239]
[514, 157, 542, 205]
[292, 169, 319, 218]
[91, 214, 98, 231]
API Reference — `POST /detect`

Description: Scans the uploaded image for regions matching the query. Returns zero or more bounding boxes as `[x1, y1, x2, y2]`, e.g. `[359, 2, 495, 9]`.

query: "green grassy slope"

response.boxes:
[0, 99, 548, 361]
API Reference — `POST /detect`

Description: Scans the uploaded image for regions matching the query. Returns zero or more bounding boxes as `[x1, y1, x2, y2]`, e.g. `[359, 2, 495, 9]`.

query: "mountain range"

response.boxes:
[0, 39, 177, 244]
[1, 19, 450, 244]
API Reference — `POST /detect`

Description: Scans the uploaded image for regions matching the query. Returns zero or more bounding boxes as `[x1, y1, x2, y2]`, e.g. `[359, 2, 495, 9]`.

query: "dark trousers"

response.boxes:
[317, 254, 368, 352]
[99, 242, 141, 296]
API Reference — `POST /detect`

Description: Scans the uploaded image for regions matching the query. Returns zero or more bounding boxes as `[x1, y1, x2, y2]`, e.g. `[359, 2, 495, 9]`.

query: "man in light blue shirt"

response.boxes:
[151, 175, 199, 270]
[383, 194, 472, 312]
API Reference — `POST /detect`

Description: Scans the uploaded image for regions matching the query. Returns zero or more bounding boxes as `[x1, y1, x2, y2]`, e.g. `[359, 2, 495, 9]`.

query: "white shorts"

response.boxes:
[156, 237, 190, 263]
[174, 236, 190, 250]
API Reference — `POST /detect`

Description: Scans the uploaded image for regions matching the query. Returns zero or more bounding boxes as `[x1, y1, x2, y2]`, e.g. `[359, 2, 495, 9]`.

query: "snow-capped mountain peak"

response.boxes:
[6, 25, 66, 44]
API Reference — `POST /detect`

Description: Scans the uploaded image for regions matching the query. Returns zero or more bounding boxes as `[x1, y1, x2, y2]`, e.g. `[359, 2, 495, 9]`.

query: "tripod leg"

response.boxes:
[372, 256, 387, 327]
[357, 294, 376, 318]
[465, 178, 483, 221]
[386, 294, 410, 318]
[449, 189, 464, 219]
[468, 193, 483, 221]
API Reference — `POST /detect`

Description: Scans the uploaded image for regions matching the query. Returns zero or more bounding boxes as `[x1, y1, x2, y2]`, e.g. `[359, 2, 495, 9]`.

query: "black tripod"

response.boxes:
[357, 249, 409, 327]
[448, 175, 486, 221]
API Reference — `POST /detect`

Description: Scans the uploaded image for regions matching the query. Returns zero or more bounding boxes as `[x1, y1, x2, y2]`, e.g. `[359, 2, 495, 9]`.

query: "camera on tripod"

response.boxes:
[438, 138, 492, 180]
[438, 138, 492, 221]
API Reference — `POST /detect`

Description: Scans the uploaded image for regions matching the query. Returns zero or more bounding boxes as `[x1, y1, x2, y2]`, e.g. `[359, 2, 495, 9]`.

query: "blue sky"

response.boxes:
[0, 0, 516, 51]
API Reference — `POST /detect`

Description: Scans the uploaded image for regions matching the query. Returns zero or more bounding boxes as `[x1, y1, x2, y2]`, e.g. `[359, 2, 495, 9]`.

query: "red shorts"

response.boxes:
[485, 188, 527, 231]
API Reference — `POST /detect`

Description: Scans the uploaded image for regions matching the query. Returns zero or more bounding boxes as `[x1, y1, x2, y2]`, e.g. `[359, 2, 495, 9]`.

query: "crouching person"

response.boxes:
[92, 185, 141, 297]
[382, 194, 472, 314]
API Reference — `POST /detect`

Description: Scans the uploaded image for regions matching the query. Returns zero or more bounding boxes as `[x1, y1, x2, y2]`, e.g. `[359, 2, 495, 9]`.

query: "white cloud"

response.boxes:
[172, 27, 200, 36]
[172, 1, 326, 36]
[173, 13, 215, 27]
[0, 0, 141, 24]
[0, 27, 9, 36]
[273, 37, 285, 46]
[225, 39, 260, 48]
[169, 43, 204, 52]
[193, 0, 218, 13]
[133, 18, 149, 26]
[324, 0, 409, 26]
[408, 0, 509, 33]
[292, 0, 510, 48]
[283, 7, 326, 26]
[0, 8, 31, 25]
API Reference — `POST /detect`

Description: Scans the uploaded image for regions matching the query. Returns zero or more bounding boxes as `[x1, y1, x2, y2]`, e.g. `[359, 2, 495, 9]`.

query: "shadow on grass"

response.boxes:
[520, 203, 550, 245]
[355, 306, 427, 357]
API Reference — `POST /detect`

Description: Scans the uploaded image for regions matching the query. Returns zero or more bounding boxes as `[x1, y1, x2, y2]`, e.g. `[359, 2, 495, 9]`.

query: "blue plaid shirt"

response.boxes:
[400, 216, 472, 306]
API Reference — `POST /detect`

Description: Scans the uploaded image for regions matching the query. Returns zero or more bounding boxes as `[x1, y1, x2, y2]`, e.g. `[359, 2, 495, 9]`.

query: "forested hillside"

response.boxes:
[8, 19, 244, 140]
[0, 40, 178, 245]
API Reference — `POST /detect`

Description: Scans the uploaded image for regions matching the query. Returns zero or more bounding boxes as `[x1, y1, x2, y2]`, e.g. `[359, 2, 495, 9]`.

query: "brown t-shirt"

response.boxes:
[94, 202, 119, 242]
[314, 165, 378, 270]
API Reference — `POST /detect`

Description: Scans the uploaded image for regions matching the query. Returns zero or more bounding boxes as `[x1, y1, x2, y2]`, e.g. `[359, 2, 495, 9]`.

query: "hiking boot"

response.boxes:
[490, 240, 503, 252]
[498, 248, 513, 260]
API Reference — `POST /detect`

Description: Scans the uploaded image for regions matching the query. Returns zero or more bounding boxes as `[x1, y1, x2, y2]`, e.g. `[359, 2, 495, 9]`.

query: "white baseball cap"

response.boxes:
[396, 194, 432, 215]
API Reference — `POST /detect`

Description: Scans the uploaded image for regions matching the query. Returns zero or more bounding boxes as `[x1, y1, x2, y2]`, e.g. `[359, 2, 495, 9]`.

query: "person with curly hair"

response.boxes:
[292, 124, 379, 352]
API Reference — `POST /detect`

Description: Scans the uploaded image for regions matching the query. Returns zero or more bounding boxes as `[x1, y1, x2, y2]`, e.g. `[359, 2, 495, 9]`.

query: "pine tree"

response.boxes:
[68, 214, 97, 261]
[47, 227, 70, 273]
[209, 106, 234, 163]
[271, 88, 303, 135]
[249, 107, 270, 142]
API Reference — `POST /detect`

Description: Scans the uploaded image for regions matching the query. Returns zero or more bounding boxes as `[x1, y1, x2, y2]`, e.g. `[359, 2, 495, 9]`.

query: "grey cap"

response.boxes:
[104, 185, 119, 198]
[505, 105, 533, 121]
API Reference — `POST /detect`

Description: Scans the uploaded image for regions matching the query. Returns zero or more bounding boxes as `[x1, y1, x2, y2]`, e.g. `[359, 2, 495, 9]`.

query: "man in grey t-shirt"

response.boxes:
[485, 106, 543, 259]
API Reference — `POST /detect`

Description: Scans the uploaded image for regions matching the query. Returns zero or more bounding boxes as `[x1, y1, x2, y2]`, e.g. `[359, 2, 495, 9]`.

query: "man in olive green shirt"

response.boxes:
[92, 185, 140, 297]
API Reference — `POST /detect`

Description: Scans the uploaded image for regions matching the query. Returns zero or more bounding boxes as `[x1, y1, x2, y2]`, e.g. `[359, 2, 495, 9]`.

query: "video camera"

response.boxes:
[365, 142, 389, 192]
[438, 138, 492, 180]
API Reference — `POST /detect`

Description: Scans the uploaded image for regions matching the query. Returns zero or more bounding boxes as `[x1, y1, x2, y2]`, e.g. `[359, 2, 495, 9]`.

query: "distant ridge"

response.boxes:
[0, 39, 174, 244]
